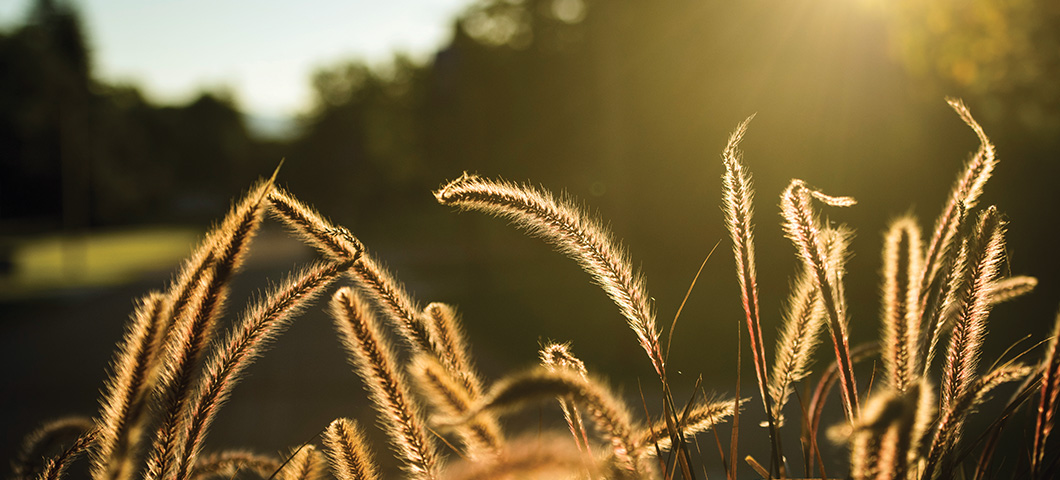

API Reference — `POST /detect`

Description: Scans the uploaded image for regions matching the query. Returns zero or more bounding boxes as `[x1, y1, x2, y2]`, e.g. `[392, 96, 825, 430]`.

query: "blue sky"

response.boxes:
[0, 0, 472, 117]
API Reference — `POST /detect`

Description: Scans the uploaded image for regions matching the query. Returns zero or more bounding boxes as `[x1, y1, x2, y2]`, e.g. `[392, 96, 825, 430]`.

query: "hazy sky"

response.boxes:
[0, 0, 472, 117]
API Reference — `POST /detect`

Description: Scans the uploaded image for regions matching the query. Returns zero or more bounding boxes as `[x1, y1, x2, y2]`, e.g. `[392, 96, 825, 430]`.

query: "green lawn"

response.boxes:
[1, 227, 199, 299]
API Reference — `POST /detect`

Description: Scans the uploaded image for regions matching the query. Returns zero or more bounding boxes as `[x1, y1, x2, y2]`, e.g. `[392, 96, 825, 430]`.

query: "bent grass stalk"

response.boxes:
[781, 179, 860, 422]
[434, 174, 664, 379]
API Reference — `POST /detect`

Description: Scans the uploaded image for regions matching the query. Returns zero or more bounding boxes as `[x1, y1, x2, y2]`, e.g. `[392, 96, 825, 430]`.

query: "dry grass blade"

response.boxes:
[13, 417, 95, 480]
[145, 178, 274, 480]
[330, 287, 440, 480]
[409, 355, 502, 458]
[189, 450, 280, 480]
[35, 428, 98, 480]
[781, 179, 859, 422]
[277, 445, 325, 480]
[173, 259, 356, 480]
[435, 174, 664, 378]
[881, 216, 924, 393]
[919, 98, 996, 309]
[1034, 311, 1060, 476]
[92, 292, 166, 480]
[941, 207, 1006, 413]
[322, 418, 381, 480]
[539, 342, 592, 458]
[453, 368, 642, 475]
[924, 363, 1032, 478]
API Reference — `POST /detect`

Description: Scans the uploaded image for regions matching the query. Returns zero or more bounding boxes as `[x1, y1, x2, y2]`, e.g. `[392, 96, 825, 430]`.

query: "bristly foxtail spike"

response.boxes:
[92, 291, 166, 480]
[636, 397, 741, 455]
[780, 179, 859, 422]
[435, 174, 664, 380]
[920, 99, 997, 314]
[189, 450, 281, 480]
[924, 363, 1031, 478]
[768, 227, 847, 425]
[880, 217, 924, 393]
[144, 178, 274, 480]
[721, 115, 784, 474]
[322, 418, 381, 480]
[940, 206, 1006, 413]
[987, 275, 1037, 306]
[329, 287, 440, 480]
[276, 445, 325, 480]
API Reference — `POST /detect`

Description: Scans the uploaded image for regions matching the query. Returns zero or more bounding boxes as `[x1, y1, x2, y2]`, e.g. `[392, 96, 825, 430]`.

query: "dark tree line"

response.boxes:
[0, 0, 256, 227]
[5, 0, 1059, 228]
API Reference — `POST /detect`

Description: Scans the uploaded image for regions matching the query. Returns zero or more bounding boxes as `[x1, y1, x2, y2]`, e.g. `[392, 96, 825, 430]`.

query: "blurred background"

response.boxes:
[2, 0, 1060, 477]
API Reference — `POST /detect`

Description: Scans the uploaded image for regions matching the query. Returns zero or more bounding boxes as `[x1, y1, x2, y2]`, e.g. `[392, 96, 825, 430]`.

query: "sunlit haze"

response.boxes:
[0, 0, 473, 117]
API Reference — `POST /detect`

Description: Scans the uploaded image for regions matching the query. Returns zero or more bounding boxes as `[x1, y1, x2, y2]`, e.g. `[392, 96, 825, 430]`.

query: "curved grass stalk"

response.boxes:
[919, 99, 997, 309]
[435, 174, 663, 379]
[781, 179, 859, 422]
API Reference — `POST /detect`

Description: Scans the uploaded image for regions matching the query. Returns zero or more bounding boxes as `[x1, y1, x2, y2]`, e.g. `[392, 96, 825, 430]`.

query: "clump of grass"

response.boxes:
[14, 98, 1060, 480]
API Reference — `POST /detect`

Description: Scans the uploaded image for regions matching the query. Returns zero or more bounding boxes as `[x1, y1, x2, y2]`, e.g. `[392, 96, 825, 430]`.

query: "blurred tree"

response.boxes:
[288, 56, 430, 224]
[878, 0, 1060, 135]
[0, 0, 262, 227]
[0, 0, 92, 224]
